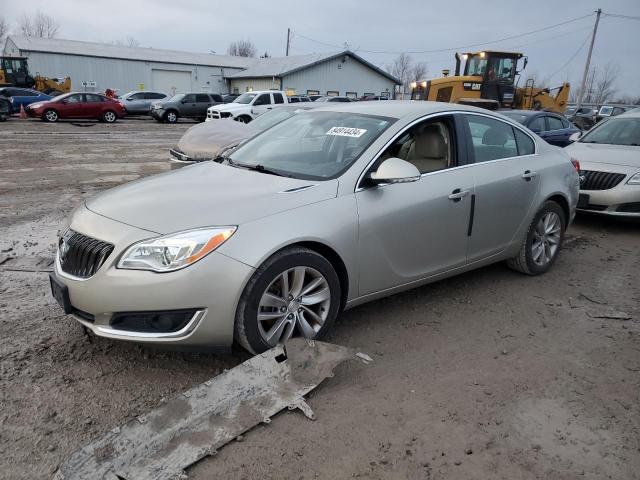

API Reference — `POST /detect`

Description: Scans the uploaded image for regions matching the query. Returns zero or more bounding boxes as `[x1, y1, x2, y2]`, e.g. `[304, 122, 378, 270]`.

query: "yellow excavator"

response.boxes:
[0, 56, 71, 95]
[410, 51, 569, 113]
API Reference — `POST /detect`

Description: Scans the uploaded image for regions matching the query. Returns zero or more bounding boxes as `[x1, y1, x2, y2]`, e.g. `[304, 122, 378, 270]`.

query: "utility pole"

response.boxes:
[576, 8, 601, 110]
[285, 28, 291, 56]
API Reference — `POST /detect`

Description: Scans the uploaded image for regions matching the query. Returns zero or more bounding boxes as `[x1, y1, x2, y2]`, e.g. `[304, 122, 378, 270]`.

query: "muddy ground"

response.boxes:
[0, 118, 638, 480]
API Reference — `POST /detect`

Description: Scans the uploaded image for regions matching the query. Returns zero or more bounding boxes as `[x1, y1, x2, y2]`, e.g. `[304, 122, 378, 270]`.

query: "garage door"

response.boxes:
[151, 69, 192, 96]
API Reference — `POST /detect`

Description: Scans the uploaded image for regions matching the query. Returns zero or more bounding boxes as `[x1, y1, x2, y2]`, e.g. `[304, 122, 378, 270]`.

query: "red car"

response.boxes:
[25, 92, 126, 123]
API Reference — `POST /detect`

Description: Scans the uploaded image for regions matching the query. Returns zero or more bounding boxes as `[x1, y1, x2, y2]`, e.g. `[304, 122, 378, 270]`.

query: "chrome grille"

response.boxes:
[580, 170, 626, 191]
[58, 230, 114, 279]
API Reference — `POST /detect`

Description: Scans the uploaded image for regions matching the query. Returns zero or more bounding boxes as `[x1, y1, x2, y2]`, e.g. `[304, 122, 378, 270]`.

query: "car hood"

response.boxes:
[177, 121, 255, 159]
[85, 162, 338, 234]
[210, 103, 250, 112]
[565, 142, 640, 168]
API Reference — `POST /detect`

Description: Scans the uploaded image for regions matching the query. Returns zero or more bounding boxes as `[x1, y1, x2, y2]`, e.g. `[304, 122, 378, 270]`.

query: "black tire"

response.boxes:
[164, 110, 179, 123]
[102, 110, 117, 123]
[234, 247, 341, 354]
[43, 109, 58, 122]
[507, 201, 566, 275]
[235, 115, 252, 124]
[0, 114, 7, 122]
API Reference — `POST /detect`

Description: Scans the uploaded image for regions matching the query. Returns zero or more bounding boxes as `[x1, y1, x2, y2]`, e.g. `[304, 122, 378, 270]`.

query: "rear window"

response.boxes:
[547, 116, 564, 131]
[195, 94, 211, 102]
[211, 94, 223, 102]
[273, 93, 284, 104]
[514, 129, 535, 155]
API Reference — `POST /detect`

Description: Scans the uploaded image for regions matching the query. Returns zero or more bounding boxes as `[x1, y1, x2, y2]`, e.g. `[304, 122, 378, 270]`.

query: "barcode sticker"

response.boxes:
[326, 127, 367, 138]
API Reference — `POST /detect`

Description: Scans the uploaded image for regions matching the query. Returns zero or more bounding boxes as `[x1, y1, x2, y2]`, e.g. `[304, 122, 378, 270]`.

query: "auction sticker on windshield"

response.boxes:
[326, 127, 367, 138]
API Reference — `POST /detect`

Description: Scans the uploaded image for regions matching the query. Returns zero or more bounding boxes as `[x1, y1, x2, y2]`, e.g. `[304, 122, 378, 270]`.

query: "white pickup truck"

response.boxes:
[206, 90, 288, 123]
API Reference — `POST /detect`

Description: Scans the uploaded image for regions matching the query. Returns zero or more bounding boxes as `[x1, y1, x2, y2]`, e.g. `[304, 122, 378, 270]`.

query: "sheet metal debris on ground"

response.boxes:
[54, 339, 370, 480]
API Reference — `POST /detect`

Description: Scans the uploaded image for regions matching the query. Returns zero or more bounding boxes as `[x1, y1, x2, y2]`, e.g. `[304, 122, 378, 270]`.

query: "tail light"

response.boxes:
[570, 158, 580, 173]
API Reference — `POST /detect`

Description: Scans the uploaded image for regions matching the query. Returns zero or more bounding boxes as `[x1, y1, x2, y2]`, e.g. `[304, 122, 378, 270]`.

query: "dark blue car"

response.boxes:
[0, 87, 52, 113]
[500, 110, 580, 147]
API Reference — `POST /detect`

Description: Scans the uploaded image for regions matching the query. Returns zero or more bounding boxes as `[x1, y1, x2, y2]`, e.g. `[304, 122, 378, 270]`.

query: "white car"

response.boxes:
[206, 90, 288, 123]
[565, 110, 640, 217]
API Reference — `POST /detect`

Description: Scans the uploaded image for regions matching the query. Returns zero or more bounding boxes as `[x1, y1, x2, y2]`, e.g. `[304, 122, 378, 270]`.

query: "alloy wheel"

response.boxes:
[167, 112, 177, 123]
[45, 110, 58, 122]
[104, 111, 116, 123]
[257, 266, 331, 347]
[531, 212, 561, 266]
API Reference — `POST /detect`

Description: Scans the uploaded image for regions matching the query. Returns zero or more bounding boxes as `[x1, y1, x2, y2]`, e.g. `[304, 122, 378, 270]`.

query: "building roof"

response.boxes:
[226, 51, 401, 84]
[6, 36, 255, 69]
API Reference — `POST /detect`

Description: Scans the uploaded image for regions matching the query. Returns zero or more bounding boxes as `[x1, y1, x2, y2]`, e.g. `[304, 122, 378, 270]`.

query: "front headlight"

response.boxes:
[627, 172, 640, 185]
[117, 227, 236, 272]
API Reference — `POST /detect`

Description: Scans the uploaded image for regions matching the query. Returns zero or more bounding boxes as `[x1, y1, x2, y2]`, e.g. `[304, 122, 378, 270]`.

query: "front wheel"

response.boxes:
[164, 110, 178, 123]
[507, 201, 566, 275]
[43, 109, 58, 122]
[235, 115, 251, 124]
[235, 247, 341, 354]
[102, 110, 117, 123]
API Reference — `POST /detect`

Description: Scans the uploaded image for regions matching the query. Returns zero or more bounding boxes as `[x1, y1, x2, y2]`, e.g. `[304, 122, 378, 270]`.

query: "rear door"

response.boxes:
[194, 94, 213, 117]
[84, 94, 105, 118]
[461, 113, 540, 262]
[124, 92, 145, 112]
[544, 114, 570, 146]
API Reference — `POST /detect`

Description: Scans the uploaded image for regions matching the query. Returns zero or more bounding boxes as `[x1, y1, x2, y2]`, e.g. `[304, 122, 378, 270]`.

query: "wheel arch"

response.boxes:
[544, 193, 571, 224]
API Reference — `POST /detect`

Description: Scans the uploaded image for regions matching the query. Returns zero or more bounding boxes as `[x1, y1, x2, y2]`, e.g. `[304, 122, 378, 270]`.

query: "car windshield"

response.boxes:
[233, 93, 257, 104]
[169, 94, 185, 102]
[465, 55, 488, 76]
[579, 117, 640, 146]
[52, 93, 72, 102]
[248, 108, 298, 132]
[501, 112, 528, 124]
[228, 111, 395, 180]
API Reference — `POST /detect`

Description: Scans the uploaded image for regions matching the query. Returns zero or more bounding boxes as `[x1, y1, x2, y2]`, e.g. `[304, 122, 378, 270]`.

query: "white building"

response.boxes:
[3, 36, 399, 98]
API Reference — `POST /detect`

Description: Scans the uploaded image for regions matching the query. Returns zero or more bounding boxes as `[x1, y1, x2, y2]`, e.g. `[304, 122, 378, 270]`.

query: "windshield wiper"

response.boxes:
[226, 158, 290, 177]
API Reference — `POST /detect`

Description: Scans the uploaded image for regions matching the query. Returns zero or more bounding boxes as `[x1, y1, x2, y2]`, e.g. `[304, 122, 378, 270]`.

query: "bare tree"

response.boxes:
[593, 62, 619, 105]
[113, 37, 141, 48]
[411, 61, 428, 83]
[18, 11, 59, 38]
[0, 16, 8, 47]
[227, 39, 257, 57]
[388, 53, 413, 97]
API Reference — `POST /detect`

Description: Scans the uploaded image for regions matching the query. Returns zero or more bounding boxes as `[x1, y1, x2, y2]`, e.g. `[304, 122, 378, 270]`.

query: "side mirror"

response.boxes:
[569, 132, 582, 142]
[126, 97, 132, 101]
[369, 158, 421, 185]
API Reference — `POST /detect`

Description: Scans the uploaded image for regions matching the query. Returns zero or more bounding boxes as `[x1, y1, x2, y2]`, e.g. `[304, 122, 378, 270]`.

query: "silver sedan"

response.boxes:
[50, 102, 579, 353]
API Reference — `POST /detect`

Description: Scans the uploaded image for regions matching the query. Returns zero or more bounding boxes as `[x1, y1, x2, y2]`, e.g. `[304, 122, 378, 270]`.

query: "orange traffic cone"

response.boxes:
[19, 104, 27, 119]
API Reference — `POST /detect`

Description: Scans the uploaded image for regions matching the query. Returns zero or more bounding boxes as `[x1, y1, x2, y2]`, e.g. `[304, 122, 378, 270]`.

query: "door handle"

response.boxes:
[522, 170, 538, 181]
[448, 188, 469, 202]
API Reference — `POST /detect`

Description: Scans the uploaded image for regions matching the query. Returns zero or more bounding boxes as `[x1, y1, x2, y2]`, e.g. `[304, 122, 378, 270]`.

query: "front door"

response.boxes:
[461, 114, 540, 262]
[355, 115, 473, 296]
[251, 93, 272, 117]
[181, 94, 197, 117]
[57, 93, 84, 118]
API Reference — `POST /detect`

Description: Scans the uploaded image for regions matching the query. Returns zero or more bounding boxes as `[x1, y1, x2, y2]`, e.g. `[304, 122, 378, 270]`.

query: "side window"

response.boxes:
[273, 93, 284, 104]
[528, 116, 545, 133]
[254, 93, 271, 106]
[85, 94, 104, 102]
[66, 94, 83, 103]
[465, 115, 518, 163]
[211, 94, 223, 102]
[146, 92, 165, 100]
[548, 116, 564, 131]
[514, 129, 535, 156]
[560, 117, 571, 129]
[289, 97, 299, 103]
[195, 94, 210, 103]
[183, 94, 196, 103]
[379, 118, 454, 174]
[129, 93, 144, 100]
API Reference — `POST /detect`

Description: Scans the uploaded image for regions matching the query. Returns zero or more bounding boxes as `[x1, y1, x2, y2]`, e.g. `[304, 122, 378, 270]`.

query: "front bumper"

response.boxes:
[150, 109, 165, 120]
[577, 184, 640, 217]
[51, 205, 255, 347]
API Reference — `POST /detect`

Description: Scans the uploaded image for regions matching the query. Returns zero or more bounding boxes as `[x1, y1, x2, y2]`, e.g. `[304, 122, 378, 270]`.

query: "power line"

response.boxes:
[292, 13, 594, 55]
[547, 33, 591, 80]
[602, 12, 640, 21]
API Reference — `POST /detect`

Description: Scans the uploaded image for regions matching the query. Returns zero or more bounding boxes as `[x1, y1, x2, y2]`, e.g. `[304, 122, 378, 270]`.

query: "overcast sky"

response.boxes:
[3, 0, 640, 98]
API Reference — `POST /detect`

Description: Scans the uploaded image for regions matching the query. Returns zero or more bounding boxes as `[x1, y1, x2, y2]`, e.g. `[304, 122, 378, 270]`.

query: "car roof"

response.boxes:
[617, 109, 640, 118]
[305, 100, 498, 120]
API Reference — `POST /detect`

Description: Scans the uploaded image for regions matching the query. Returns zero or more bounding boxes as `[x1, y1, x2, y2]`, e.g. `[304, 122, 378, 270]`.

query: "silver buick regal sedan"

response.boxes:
[50, 102, 579, 353]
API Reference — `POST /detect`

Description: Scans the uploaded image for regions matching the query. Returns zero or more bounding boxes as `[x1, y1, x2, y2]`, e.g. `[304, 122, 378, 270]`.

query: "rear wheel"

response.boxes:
[507, 201, 566, 275]
[102, 110, 117, 123]
[165, 110, 178, 123]
[235, 247, 341, 353]
[43, 109, 58, 122]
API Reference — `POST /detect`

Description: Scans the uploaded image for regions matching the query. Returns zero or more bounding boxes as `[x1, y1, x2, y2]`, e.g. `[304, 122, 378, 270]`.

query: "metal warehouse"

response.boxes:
[3, 36, 399, 98]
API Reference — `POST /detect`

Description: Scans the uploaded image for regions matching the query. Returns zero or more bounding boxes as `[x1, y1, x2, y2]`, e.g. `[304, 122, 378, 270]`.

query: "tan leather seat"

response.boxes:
[403, 124, 449, 173]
